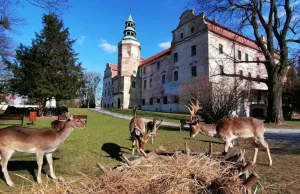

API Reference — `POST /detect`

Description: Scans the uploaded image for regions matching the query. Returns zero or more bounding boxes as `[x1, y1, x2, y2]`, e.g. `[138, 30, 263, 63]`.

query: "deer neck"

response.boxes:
[55, 123, 74, 143]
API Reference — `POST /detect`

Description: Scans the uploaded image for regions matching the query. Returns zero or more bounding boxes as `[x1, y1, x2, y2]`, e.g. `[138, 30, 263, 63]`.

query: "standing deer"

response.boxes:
[0, 113, 86, 187]
[129, 107, 155, 155]
[188, 98, 272, 166]
[146, 118, 163, 144]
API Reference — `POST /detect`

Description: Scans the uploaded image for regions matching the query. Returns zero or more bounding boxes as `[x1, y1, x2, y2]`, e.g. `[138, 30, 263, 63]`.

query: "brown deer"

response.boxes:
[129, 107, 155, 155]
[188, 98, 272, 166]
[0, 113, 86, 187]
[146, 118, 163, 144]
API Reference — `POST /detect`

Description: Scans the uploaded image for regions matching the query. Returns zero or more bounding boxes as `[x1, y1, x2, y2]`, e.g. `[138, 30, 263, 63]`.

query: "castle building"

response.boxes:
[102, 9, 270, 117]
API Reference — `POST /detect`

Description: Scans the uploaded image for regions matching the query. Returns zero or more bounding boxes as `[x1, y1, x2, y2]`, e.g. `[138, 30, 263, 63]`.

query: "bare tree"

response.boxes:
[180, 75, 251, 123]
[0, 0, 70, 58]
[81, 72, 102, 108]
[189, 0, 300, 124]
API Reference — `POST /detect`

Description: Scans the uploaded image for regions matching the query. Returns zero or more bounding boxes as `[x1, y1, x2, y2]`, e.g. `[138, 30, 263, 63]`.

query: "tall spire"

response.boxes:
[123, 14, 137, 41]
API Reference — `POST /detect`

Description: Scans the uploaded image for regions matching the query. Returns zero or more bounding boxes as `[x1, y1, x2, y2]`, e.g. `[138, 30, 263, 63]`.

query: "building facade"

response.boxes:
[102, 9, 270, 117]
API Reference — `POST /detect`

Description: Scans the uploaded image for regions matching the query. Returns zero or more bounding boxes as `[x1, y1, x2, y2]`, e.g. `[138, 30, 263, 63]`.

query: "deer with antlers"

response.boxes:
[146, 118, 163, 144]
[188, 97, 272, 166]
[129, 107, 155, 155]
[0, 113, 86, 187]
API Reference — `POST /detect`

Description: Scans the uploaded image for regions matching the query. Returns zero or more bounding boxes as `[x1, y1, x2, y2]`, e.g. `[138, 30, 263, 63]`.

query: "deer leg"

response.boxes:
[0, 150, 15, 187]
[224, 139, 232, 153]
[257, 137, 272, 166]
[249, 138, 259, 165]
[36, 151, 45, 183]
[45, 153, 57, 180]
[132, 140, 136, 156]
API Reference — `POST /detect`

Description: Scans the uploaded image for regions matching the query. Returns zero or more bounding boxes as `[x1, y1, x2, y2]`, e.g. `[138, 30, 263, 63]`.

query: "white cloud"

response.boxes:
[76, 36, 85, 45]
[98, 39, 117, 53]
[158, 41, 171, 49]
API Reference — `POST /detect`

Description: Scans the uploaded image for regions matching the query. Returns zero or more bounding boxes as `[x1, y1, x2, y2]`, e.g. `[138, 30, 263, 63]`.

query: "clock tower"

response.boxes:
[114, 14, 141, 109]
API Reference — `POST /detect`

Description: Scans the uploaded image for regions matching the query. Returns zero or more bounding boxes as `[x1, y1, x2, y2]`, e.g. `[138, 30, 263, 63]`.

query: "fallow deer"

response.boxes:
[0, 113, 86, 187]
[188, 98, 272, 166]
[146, 118, 163, 144]
[129, 107, 155, 155]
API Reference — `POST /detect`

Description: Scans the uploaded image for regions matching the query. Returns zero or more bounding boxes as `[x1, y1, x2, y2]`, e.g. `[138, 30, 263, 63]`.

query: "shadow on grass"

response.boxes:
[0, 157, 59, 183]
[101, 142, 131, 162]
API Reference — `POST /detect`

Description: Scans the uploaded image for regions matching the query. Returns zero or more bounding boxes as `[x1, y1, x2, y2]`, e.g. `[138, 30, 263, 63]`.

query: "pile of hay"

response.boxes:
[27, 153, 243, 194]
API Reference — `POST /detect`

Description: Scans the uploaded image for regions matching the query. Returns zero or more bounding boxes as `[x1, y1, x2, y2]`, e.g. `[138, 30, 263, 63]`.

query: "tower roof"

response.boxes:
[127, 14, 134, 22]
[122, 14, 137, 41]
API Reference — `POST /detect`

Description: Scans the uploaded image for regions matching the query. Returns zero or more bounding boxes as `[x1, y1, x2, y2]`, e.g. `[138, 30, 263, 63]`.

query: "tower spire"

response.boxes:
[123, 13, 137, 41]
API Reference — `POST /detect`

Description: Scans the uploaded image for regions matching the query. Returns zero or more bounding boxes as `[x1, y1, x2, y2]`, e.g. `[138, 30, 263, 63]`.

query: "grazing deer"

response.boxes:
[188, 98, 272, 166]
[51, 112, 73, 131]
[129, 107, 155, 155]
[146, 118, 163, 144]
[0, 113, 86, 187]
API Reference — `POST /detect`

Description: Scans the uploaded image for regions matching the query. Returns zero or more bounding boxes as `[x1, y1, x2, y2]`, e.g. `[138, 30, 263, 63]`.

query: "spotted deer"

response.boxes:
[129, 107, 155, 155]
[146, 118, 163, 144]
[0, 113, 86, 187]
[188, 98, 272, 166]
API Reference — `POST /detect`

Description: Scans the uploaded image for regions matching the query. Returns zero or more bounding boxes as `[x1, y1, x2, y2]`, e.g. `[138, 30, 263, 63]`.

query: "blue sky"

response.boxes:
[12, 0, 191, 75]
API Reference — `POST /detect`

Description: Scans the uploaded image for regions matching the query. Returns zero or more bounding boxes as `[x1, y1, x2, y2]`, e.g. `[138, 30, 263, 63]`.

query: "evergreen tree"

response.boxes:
[7, 13, 84, 116]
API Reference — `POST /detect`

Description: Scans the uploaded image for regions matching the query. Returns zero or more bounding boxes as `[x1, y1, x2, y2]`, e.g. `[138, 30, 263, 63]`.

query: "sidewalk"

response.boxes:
[91, 108, 300, 134]
[91, 108, 179, 127]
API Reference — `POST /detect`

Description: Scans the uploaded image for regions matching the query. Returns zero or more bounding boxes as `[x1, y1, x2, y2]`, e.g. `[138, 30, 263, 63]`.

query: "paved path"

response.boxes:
[91, 108, 300, 145]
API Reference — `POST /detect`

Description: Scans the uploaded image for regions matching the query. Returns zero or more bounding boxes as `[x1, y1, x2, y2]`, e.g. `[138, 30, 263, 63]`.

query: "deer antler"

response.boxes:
[185, 97, 200, 117]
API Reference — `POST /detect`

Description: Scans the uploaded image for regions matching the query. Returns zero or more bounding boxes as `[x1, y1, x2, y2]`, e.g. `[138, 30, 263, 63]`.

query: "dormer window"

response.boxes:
[191, 27, 194, 33]
[180, 33, 183, 39]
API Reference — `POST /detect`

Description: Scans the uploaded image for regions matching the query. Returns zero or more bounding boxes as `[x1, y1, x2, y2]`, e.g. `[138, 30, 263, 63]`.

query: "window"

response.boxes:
[150, 78, 152, 88]
[150, 98, 153, 105]
[239, 70, 243, 79]
[219, 44, 223, 54]
[163, 96, 168, 104]
[157, 61, 160, 70]
[191, 45, 196, 56]
[131, 81, 136, 88]
[162, 74, 166, 84]
[257, 75, 260, 83]
[257, 57, 259, 65]
[248, 72, 251, 78]
[174, 71, 178, 81]
[174, 95, 179, 103]
[245, 53, 249, 61]
[143, 67, 146, 74]
[191, 66, 197, 77]
[174, 53, 178, 62]
[238, 50, 241, 60]
[219, 65, 224, 74]
[191, 27, 194, 33]
[144, 80, 146, 89]
[142, 99, 145, 105]
[157, 98, 160, 103]
[180, 33, 183, 39]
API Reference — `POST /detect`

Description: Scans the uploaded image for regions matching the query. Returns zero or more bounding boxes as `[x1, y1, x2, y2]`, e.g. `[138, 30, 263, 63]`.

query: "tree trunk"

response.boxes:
[265, 72, 284, 124]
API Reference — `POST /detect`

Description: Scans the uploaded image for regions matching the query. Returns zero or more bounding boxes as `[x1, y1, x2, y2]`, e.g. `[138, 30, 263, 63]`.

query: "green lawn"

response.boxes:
[0, 108, 299, 193]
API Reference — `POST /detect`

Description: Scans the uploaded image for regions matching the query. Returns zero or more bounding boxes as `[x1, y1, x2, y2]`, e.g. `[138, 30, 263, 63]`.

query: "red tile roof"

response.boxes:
[108, 63, 118, 71]
[205, 19, 280, 59]
[140, 48, 171, 66]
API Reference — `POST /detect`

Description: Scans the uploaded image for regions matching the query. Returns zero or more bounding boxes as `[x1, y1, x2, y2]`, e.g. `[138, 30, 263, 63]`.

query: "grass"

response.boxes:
[0, 108, 299, 193]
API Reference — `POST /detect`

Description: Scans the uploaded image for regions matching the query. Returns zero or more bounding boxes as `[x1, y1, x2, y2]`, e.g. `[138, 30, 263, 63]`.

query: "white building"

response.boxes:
[102, 9, 274, 117]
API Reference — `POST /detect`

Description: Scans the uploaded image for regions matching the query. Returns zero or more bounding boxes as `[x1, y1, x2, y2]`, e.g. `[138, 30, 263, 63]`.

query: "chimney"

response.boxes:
[213, 18, 217, 23]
